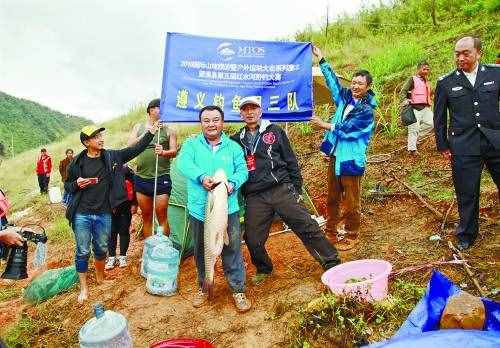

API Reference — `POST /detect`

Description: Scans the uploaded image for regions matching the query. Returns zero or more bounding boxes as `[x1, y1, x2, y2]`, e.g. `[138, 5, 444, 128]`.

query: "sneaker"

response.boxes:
[233, 292, 251, 313]
[192, 288, 208, 308]
[105, 257, 116, 270]
[251, 273, 271, 285]
[118, 256, 127, 268]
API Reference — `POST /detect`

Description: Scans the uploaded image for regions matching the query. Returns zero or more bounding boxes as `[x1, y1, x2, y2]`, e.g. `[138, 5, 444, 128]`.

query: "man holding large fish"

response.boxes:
[178, 105, 251, 313]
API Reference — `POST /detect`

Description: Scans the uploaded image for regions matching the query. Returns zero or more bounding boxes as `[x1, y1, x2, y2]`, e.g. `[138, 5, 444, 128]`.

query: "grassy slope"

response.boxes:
[297, 0, 499, 137]
[0, 106, 144, 211]
[0, 92, 90, 155]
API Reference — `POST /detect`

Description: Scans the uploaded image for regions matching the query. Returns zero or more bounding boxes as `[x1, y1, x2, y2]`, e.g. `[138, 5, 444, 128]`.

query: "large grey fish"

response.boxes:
[203, 169, 229, 298]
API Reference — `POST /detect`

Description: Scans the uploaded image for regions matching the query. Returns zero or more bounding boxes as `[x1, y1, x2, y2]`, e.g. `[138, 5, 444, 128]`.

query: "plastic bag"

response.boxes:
[32, 242, 48, 269]
[366, 271, 500, 347]
[400, 105, 416, 126]
[24, 265, 79, 303]
[367, 329, 500, 348]
[395, 271, 500, 336]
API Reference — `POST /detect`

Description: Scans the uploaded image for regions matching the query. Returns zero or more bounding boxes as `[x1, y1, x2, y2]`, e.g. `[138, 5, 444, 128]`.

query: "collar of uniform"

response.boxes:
[463, 63, 479, 77]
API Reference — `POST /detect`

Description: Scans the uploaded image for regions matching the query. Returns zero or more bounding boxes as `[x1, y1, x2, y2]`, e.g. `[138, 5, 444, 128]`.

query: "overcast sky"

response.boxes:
[0, 0, 382, 122]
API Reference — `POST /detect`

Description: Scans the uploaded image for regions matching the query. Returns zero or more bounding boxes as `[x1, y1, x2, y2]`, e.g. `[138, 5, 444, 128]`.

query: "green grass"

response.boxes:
[288, 279, 425, 347]
[46, 215, 74, 243]
[0, 288, 20, 302]
[1, 315, 35, 348]
[297, 0, 499, 137]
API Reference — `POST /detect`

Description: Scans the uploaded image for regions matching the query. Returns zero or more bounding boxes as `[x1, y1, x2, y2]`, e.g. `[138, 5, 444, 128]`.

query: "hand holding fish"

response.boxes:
[202, 176, 216, 190]
[226, 182, 234, 194]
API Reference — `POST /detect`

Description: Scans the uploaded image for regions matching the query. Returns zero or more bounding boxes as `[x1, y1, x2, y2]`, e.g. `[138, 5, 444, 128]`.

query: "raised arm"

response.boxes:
[154, 126, 178, 158]
[313, 46, 344, 106]
[118, 122, 159, 163]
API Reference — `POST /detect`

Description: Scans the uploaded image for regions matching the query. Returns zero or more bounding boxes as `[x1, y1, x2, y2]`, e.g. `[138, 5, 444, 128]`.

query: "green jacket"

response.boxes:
[177, 132, 248, 221]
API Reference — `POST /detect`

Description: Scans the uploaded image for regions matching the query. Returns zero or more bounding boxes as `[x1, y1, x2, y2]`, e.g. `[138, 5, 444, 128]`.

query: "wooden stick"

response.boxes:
[448, 241, 487, 297]
[390, 259, 464, 279]
[441, 199, 455, 232]
[368, 191, 413, 198]
[386, 170, 443, 218]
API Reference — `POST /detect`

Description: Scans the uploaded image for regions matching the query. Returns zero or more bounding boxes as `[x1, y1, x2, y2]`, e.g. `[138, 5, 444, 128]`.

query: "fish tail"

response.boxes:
[202, 279, 215, 299]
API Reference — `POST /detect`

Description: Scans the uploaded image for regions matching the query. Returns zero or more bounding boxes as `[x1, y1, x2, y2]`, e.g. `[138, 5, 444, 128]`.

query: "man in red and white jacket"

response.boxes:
[401, 61, 434, 156]
[36, 148, 52, 194]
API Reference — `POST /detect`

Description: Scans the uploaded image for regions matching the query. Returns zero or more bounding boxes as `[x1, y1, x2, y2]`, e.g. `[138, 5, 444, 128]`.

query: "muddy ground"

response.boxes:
[0, 131, 498, 347]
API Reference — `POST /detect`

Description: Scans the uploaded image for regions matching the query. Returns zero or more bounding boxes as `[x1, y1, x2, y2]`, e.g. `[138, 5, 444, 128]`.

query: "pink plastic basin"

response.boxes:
[150, 339, 214, 348]
[321, 259, 392, 301]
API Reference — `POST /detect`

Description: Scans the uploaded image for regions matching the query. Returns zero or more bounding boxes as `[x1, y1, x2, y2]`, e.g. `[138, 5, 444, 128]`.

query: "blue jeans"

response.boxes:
[189, 212, 245, 293]
[73, 213, 112, 273]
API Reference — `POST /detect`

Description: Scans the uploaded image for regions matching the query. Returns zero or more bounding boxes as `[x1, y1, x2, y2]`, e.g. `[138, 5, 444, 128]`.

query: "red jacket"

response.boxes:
[36, 154, 52, 175]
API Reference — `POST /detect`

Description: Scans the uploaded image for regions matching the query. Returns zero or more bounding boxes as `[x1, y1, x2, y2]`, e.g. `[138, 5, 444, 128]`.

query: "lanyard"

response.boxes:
[241, 131, 262, 156]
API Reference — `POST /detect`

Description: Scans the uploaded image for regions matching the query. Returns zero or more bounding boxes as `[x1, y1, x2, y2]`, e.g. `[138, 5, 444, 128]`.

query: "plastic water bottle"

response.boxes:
[140, 226, 172, 278]
[146, 241, 180, 296]
[33, 242, 47, 269]
[79, 303, 132, 348]
[48, 186, 62, 204]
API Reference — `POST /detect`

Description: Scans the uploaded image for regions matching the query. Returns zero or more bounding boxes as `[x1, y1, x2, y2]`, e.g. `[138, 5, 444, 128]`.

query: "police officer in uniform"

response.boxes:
[434, 36, 500, 250]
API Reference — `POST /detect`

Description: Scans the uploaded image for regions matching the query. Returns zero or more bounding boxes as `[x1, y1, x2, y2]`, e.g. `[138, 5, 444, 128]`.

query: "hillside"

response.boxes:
[0, 1, 499, 347]
[297, 0, 499, 136]
[0, 91, 90, 156]
[0, 106, 149, 211]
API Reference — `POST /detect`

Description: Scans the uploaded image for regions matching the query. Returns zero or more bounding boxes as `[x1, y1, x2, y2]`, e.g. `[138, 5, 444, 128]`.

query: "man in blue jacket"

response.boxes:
[311, 46, 376, 251]
[177, 105, 250, 313]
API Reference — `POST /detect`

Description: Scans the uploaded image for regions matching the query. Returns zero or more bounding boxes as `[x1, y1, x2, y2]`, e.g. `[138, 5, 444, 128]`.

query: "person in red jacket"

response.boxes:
[36, 148, 52, 194]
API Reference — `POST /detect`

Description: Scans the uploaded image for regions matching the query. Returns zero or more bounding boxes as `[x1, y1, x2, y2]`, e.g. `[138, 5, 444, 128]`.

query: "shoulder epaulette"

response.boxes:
[438, 70, 455, 81]
[483, 63, 500, 69]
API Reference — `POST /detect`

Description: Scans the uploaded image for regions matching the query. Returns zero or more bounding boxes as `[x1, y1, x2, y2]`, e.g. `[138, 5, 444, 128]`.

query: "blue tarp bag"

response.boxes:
[367, 271, 500, 347]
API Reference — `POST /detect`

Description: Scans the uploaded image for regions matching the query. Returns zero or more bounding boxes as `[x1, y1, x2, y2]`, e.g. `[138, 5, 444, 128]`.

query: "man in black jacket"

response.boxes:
[65, 123, 159, 302]
[231, 96, 340, 284]
[434, 36, 500, 251]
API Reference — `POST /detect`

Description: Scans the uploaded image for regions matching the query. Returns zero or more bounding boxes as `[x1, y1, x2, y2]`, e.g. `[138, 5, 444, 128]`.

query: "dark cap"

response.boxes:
[80, 125, 105, 145]
[147, 98, 160, 114]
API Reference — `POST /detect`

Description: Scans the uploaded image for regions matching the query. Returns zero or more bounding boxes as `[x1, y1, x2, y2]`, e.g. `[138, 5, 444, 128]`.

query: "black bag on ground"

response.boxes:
[400, 105, 417, 126]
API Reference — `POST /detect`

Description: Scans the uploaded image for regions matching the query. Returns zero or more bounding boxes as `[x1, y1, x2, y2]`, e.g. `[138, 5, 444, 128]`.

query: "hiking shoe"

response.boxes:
[118, 256, 127, 268]
[105, 257, 116, 270]
[233, 292, 251, 313]
[251, 273, 271, 285]
[192, 288, 208, 308]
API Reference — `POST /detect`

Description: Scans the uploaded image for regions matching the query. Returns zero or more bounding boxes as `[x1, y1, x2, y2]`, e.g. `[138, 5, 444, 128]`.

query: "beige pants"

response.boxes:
[407, 106, 434, 151]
